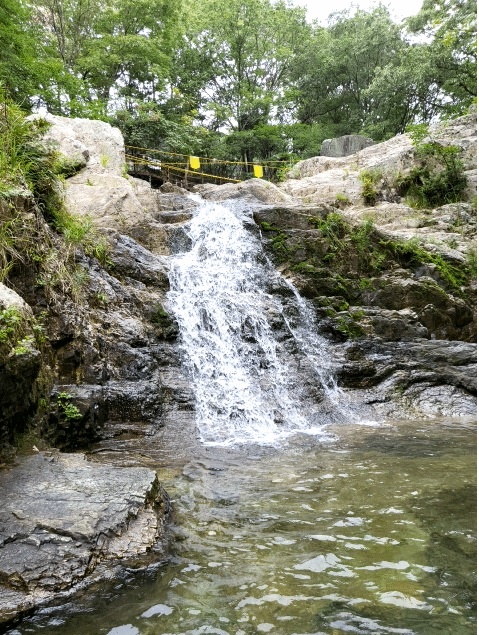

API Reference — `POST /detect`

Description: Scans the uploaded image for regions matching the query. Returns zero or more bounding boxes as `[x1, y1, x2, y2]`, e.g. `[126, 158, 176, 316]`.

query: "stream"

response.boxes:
[8, 200, 476, 635]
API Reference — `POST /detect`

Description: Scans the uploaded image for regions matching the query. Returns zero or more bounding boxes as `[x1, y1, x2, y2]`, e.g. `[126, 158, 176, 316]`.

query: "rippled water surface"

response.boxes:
[13, 418, 476, 635]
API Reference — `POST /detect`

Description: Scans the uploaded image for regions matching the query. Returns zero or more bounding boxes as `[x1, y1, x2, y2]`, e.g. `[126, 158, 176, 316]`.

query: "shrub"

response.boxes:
[359, 169, 382, 206]
[395, 142, 467, 208]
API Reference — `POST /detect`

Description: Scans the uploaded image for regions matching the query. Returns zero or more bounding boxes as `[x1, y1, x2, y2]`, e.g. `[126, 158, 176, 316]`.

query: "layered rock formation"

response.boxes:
[0, 452, 169, 626]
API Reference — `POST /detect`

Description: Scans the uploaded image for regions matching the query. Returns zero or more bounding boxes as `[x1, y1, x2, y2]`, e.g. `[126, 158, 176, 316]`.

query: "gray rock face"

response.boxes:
[0, 452, 169, 626]
[338, 339, 476, 419]
[320, 134, 375, 157]
[0, 284, 44, 458]
[192, 178, 294, 204]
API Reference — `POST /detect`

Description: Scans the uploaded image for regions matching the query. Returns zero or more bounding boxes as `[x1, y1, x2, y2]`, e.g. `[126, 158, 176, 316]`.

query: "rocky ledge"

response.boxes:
[0, 452, 169, 628]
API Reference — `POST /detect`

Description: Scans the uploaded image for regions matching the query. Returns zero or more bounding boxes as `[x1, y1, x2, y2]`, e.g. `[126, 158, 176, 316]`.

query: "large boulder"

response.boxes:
[338, 339, 476, 419]
[30, 113, 124, 172]
[320, 134, 375, 157]
[192, 178, 294, 205]
[30, 114, 186, 251]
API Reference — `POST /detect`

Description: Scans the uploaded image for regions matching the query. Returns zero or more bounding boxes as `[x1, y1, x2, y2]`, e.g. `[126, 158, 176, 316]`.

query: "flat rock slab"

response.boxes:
[0, 453, 168, 626]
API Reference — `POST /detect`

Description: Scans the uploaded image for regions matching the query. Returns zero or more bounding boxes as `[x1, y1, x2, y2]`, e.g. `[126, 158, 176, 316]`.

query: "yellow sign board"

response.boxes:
[253, 164, 263, 178]
[189, 156, 201, 170]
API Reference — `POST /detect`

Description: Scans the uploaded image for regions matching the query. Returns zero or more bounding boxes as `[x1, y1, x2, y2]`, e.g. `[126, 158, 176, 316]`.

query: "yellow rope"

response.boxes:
[125, 154, 242, 183]
[124, 144, 290, 167]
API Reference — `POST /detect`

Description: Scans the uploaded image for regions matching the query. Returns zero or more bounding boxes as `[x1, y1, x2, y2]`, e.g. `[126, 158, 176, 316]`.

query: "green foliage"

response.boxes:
[395, 142, 467, 208]
[0, 1, 41, 107]
[0, 307, 46, 358]
[309, 212, 347, 249]
[2, 0, 475, 160]
[359, 169, 382, 206]
[50, 207, 111, 266]
[0, 97, 60, 213]
[54, 156, 85, 178]
[350, 220, 387, 272]
[0, 306, 23, 346]
[406, 123, 429, 146]
[179, 0, 309, 133]
[31, 0, 182, 115]
[407, 0, 476, 115]
[11, 336, 34, 355]
[290, 7, 415, 138]
[56, 392, 82, 420]
[350, 220, 374, 253]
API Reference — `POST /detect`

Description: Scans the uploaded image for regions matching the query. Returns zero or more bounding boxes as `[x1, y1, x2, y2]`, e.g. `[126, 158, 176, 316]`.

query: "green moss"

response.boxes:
[270, 232, 291, 261]
[358, 277, 375, 290]
[336, 314, 365, 338]
[292, 261, 323, 274]
[385, 236, 469, 289]
[334, 192, 352, 209]
[260, 221, 280, 232]
[55, 156, 84, 178]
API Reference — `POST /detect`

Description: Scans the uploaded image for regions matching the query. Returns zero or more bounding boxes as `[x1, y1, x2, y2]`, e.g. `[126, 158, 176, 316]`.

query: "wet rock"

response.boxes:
[0, 285, 45, 458]
[337, 339, 476, 418]
[254, 204, 330, 231]
[0, 452, 170, 628]
[44, 385, 108, 450]
[107, 234, 169, 288]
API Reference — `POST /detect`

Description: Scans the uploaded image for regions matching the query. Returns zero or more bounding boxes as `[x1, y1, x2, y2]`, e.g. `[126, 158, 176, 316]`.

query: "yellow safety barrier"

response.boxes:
[125, 153, 242, 183]
[124, 144, 296, 185]
[124, 144, 289, 168]
[189, 156, 201, 170]
[253, 164, 263, 178]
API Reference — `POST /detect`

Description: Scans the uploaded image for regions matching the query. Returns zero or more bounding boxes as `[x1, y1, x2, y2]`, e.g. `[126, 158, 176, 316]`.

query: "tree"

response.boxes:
[0, 0, 38, 105]
[33, 0, 183, 115]
[290, 6, 410, 140]
[360, 44, 445, 138]
[407, 0, 477, 114]
[175, 0, 309, 134]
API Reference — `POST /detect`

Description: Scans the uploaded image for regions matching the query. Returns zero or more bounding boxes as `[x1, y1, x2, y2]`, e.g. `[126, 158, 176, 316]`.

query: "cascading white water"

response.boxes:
[167, 198, 351, 445]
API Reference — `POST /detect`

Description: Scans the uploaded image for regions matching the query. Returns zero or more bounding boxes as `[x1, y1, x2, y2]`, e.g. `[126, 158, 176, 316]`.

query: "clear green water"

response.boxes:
[11, 418, 476, 635]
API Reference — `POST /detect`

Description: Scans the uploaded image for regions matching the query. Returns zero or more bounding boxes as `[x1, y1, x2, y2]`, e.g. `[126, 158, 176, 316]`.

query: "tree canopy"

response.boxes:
[2, 0, 476, 164]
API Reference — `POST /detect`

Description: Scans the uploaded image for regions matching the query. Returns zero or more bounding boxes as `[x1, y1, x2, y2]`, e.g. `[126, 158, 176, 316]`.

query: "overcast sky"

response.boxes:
[290, 0, 424, 24]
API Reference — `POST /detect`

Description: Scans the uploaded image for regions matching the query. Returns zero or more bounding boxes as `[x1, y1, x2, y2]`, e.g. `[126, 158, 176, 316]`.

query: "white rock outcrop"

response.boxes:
[280, 112, 477, 208]
[31, 114, 162, 235]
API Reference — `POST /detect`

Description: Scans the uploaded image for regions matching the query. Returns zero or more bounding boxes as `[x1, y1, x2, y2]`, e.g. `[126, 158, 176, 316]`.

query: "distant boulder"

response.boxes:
[320, 134, 375, 157]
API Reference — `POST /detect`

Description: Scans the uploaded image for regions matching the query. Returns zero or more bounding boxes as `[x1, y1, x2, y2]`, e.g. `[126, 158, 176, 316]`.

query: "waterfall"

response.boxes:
[166, 198, 352, 446]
